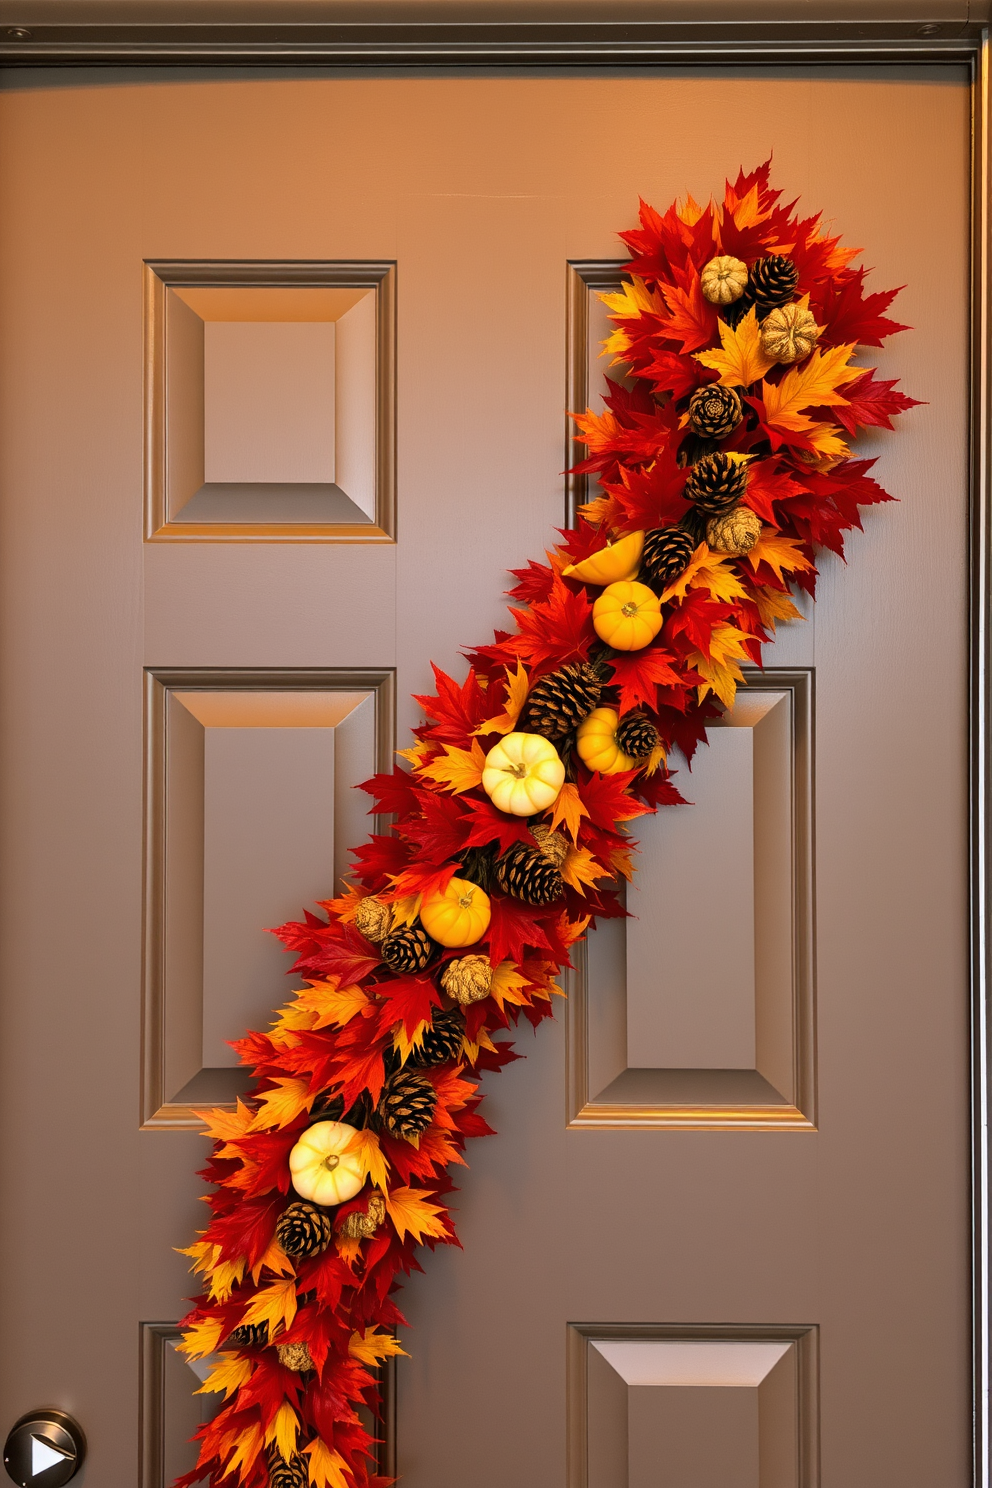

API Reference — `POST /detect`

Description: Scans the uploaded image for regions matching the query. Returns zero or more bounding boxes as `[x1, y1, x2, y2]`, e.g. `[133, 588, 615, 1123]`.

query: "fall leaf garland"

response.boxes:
[176, 161, 917, 1488]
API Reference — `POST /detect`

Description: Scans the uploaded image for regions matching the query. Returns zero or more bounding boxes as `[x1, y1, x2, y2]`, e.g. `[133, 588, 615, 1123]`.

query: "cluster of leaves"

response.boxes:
[176, 161, 914, 1488]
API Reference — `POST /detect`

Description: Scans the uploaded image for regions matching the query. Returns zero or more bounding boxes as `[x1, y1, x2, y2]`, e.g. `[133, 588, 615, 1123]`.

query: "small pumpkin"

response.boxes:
[592, 581, 663, 651]
[760, 301, 820, 364]
[420, 876, 492, 947]
[576, 708, 637, 775]
[482, 731, 565, 816]
[562, 530, 644, 586]
[700, 254, 748, 305]
[288, 1121, 364, 1207]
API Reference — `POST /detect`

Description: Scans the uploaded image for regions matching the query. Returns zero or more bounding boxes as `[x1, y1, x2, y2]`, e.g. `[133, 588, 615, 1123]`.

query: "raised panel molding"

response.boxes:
[566, 669, 815, 1130]
[567, 1323, 819, 1488]
[144, 261, 396, 542]
[141, 667, 395, 1128]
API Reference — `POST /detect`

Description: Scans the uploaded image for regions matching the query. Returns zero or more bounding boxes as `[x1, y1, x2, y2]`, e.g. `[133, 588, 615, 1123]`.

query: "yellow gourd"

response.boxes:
[576, 708, 636, 775]
[562, 530, 644, 586]
[420, 877, 491, 948]
[289, 1121, 364, 1207]
[482, 731, 565, 816]
[592, 581, 663, 651]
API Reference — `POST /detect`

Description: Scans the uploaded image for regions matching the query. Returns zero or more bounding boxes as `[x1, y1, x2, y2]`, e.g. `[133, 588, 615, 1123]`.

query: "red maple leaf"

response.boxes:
[376, 974, 442, 1039]
[357, 767, 419, 817]
[832, 368, 923, 435]
[602, 447, 691, 534]
[659, 267, 719, 353]
[414, 663, 491, 744]
[743, 461, 807, 525]
[506, 558, 555, 605]
[505, 575, 596, 671]
[607, 648, 684, 713]
[401, 790, 471, 862]
[460, 795, 535, 854]
[485, 897, 555, 963]
[812, 269, 908, 347]
[577, 768, 652, 831]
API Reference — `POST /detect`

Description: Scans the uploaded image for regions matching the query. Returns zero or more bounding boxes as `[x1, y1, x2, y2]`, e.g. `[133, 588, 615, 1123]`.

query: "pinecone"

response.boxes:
[496, 840, 564, 906]
[378, 1069, 437, 1138]
[338, 1191, 387, 1240]
[615, 714, 660, 760]
[277, 1342, 314, 1373]
[688, 384, 743, 441]
[410, 1008, 465, 1067]
[722, 288, 756, 328]
[440, 954, 492, 1005]
[276, 1201, 333, 1259]
[706, 506, 762, 555]
[268, 1449, 309, 1488]
[685, 453, 748, 516]
[521, 662, 602, 741]
[640, 526, 695, 593]
[226, 1321, 268, 1349]
[353, 894, 392, 943]
[380, 924, 436, 973]
[749, 255, 799, 311]
[531, 823, 569, 869]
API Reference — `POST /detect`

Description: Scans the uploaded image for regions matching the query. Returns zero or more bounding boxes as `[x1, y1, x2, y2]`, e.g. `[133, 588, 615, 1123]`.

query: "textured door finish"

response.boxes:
[0, 67, 972, 1488]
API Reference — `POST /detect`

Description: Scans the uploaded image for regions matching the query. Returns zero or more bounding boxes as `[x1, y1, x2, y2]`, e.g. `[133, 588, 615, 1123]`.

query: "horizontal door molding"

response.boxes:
[141, 666, 395, 1128]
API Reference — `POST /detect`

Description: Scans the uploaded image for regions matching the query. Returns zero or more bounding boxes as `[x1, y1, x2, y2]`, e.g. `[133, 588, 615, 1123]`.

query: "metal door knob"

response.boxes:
[3, 1412, 84, 1486]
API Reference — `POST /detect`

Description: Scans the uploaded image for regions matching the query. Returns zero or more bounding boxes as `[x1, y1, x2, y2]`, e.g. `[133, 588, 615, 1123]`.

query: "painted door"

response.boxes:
[0, 65, 972, 1487]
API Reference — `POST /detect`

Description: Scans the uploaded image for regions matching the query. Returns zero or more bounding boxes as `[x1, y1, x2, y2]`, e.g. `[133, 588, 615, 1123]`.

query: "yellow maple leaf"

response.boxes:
[660, 542, 748, 605]
[548, 782, 589, 843]
[677, 192, 706, 226]
[396, 740, 431, 767]
[597, 277, 668, 364]
[557, 912, 591, 948]
[344, 1127, 390, 1190]
[380, 891, 422, 929]
[461, 1024, 500, 1064]
[335, 1232, 362, 1267]
[208, 1255, 247, 1303]
[576, 494, 614, 525]
[415, 739, 486, 794]
[269, 1001, 318, 1041]
[195, 1099, 254, 1143]
[348, 1328, 408, 1367]
[221, 1421, 264, 1482]
[296, 980, 371, 1031]
[753, 586, 805, 631]
[241, 1276, 297, 1340]
[759, 342, 857, 433]
[177, 1316, 225, 1361]
[489, 960, 532, 1012]
[688, 622, 752, 709]
[304, 1438, 352, 1488]
[251, 1076, 313, 1131]
[474, 660, 530, 736]
[251, 1236, 295, 1284]
[195, 1354, 253, 1400]
[561, 846, 612, 896]
[694, 307, 775, 388]
[644, 741, 667, 777]
[746, 531, 814, 587]
[384, 1185, 449, 1244]
[318, 882, 365, 922]
[265, 1401, 300, 1464]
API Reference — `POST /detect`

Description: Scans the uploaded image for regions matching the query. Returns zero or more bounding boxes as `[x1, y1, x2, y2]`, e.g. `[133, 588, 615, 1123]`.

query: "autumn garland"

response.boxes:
[176, 162, 918, 1488]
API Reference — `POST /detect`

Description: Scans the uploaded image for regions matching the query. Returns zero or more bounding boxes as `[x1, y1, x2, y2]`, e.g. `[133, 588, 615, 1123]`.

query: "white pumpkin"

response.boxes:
[482, 731, 565, 816]
[288, 1120, 365, 1207]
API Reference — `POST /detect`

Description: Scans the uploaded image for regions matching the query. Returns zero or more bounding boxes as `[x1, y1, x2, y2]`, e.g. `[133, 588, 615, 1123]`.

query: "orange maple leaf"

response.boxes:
[548, 781, 588, 843]
[384, 1186, 449, 1244]
[416, 740, 486, 794]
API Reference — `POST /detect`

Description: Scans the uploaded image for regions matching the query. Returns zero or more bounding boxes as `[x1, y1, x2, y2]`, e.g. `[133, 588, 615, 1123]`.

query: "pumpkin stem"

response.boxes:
[322, 1154, 341, 1172]
[621, 602, 639, 618]
[503, 762, 527, 778]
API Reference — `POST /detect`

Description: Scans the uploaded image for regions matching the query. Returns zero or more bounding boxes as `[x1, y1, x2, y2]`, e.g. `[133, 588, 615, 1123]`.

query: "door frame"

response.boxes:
[3, 19, 988, 1482]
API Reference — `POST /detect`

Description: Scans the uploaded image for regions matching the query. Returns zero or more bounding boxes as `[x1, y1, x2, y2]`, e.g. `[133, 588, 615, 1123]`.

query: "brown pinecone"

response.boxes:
[226, 1321, 268, 1349]
[749, 255, 799, 311]
[688, 384, 743, 441]
[521, 662, 602, 741]
[378, 1069, 437, 1138]
[276, 1342, 315, 1373]
[640, 526, 695, 593]
[268, 1449, 309, 1488]
[615, 714, 660, 760]
[410, 1008, 465, 1067]
[496, 841, 564, 905]
[353, 894, 393, 943]
[685, 453, 748, 516]
[338, 1191, 387, 1240]
[275, 1201, 333, 1260]
[721, 287, 756, 328]
[381, 924, 435, 973]
[440, 954, 492, 1005]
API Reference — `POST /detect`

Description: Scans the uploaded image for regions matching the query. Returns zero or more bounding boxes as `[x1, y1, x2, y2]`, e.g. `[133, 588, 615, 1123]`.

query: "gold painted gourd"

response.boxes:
[760, 302, 820, 364]
[420, 877, 492, 947]
[576, 708, 637, 775]
[561, 530, 644, 586]
[288, 1121, 365, 1207]
[482, 731, 565, 816]
[700, 255, 748, 305]
[592, 581, 663, 651]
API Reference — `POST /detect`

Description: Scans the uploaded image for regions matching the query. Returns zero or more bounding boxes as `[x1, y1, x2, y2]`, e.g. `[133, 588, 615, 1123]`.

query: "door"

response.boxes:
[0, 65, 973, 1486]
